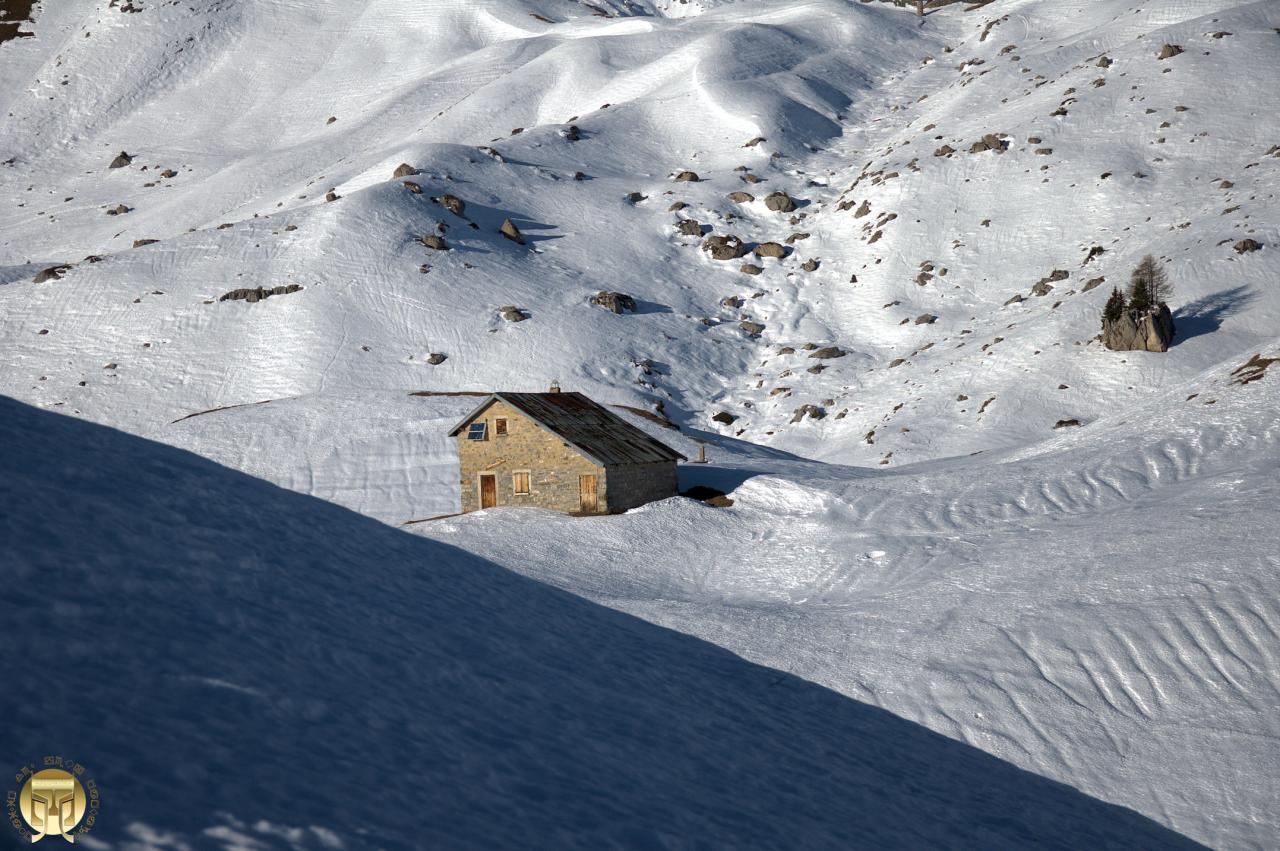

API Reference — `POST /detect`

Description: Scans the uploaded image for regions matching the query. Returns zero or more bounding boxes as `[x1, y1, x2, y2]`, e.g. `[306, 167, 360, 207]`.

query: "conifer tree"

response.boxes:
[1103, 287, 1127, 328]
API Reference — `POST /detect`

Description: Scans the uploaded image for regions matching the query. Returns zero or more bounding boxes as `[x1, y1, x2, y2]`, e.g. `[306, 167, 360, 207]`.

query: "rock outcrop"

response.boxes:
[219, 284, 303, 304]
[1102, 305, 1175, 352]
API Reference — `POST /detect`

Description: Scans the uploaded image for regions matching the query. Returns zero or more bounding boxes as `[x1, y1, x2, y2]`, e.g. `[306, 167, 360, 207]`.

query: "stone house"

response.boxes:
[449, 388, 686, 515]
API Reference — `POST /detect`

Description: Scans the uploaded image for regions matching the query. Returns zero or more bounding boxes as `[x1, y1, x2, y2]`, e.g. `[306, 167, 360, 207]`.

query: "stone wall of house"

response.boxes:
[458, 399, 603, 514]
[600, 462, 680, 512]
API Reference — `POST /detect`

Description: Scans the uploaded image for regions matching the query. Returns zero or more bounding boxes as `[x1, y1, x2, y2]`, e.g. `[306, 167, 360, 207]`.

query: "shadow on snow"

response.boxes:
[0, 396, 1204, 850]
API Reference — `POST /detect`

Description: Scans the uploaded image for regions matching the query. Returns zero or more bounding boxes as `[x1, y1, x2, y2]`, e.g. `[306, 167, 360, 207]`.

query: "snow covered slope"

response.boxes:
[3, 0, 1274, 464]
[2, 0, 1278, 847]
[0, 395, 1205, 850]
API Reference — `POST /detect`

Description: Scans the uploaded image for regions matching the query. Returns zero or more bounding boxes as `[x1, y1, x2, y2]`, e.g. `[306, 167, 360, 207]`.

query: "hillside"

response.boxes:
[1, 0, 1278, 847]
[2, 0, 1275, 462]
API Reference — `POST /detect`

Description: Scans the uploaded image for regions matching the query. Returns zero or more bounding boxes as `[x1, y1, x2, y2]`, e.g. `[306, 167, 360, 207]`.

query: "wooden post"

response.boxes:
[697, 444, 706, 464]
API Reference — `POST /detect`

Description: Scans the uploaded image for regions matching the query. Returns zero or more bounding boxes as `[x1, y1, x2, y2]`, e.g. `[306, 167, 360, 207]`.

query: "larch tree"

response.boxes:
[1127, 254, 1173, 311]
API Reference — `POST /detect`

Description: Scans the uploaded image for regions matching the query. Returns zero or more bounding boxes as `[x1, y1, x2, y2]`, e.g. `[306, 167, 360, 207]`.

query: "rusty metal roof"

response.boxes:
[448, 392, 686, 465]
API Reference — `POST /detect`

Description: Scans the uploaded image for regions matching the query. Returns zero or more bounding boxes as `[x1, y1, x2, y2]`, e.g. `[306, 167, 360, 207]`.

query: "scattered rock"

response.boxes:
[728, 191, 755, 204]
[1231, 353, 1279, 385]
[889, 358, 906, 368]
[790, 405, 825, 423]
[914, 314, 937, 325]
[108, 151, 133, 169]
[739, 320, 765, 336]
[809, 346, 847, 359]
[563, 125, 581, 142]
[668, 201, 687, 211]
[854, 200, 871, 218]
[132, 239, 159, 248]
[785, 232, 810, 245]
[800, 259, 820, 272]
[403, 181, 423, 194]
[160, 169, 176, 179]
[427, 353, 447, 365]
[421, 235, 449, 250]
[625, 191, 647, 203]
[326, 116, 337, 125]
[702, 234, 749, 260]
[711, 411, 737, 425]
[1157, 44, 1183, 60]
[33, 265, 72, 283]
[743, 136, 766, 147]
[590, 291, 637, 314]
[934, 144, 956, 157]
[969, 134, 1005, 153]
[673, 171, 700, 182]
[1082, 277, 1106, 292]
[393, 163, 418, 179]
[740, 264, 763, 276]
[1032, 269, 1069, 295]
[720, 295, 744, 309]
[763, 191, 796, 213]
[499, 306, 529, 322]
[219, 284, 303, 304]
[1234, 238, 1262, 254]
[499, 219, 525, 244]
[753, 242, 786, 259]
[438, 194, 465, 216]
[325, 190, 340, 202]
[676, 219, 703, 237]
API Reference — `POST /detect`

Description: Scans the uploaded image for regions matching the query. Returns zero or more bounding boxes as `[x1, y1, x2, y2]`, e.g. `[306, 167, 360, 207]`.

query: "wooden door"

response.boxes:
[579, 474, 598, 513]
[479, 474, 497, 509]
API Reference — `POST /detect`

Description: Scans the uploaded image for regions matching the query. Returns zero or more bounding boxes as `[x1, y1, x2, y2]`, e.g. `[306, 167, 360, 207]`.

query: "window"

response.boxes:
[495, 418, 508, 436]
[467, 422, 488, 441]
[513, 471, 530, 495]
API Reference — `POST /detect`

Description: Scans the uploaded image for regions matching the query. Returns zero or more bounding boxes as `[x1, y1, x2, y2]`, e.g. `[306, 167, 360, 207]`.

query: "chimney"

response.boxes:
[548, 382, 561, 394]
